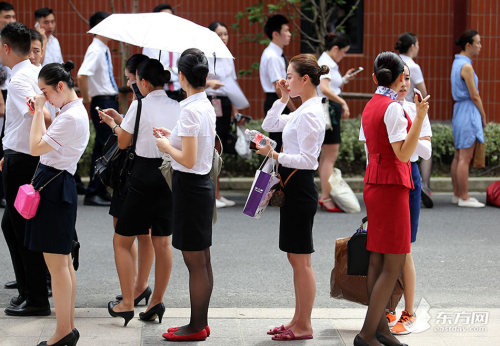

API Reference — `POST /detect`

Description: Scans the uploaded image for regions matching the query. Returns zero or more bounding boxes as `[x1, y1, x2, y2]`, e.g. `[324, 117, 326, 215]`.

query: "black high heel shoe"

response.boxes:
[139, 302, 165, 323]
[376, 332, 408, 346]
[134, 286, 152, 306]
[37, 329, 78, 346]
[108, 301, 134, 327]
[353, 334, 370, 346]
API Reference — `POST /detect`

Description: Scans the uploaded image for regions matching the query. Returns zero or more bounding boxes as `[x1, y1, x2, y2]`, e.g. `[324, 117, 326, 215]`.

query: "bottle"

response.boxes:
[245, 129, 277, 149]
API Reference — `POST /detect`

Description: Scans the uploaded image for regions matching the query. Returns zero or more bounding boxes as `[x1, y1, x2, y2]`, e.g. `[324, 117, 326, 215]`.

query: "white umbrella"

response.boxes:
[88, 12, 234, 59]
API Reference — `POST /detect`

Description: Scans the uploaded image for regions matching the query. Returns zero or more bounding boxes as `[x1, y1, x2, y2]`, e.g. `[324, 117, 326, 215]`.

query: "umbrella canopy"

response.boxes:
[88, 12, 234, 59]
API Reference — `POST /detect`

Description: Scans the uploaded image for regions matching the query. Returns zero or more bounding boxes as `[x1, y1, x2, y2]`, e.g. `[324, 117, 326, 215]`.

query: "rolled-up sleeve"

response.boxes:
[262, 99, 290, 132]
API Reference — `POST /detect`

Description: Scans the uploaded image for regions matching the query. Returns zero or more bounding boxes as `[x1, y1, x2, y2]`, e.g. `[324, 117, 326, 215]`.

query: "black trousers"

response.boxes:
[264, 93, 290, 151]
[1, 150, 49, 307]
[0, 89, 8, 199]
[86, 96, 119, 198]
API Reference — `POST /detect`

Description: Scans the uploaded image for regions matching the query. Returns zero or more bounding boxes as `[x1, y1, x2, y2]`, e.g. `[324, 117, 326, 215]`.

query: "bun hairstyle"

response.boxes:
[373, 51, 404, 87]
[394, 32, 417, 54]
[324, 32, 351, 51]
[455, 29, 479, 51]
[39, 60, 76, 89]
[125, 54, 149, 75]
[289, 54, 330, 87]
[136, 58, 171, 87]
[177, 48, 209, 89]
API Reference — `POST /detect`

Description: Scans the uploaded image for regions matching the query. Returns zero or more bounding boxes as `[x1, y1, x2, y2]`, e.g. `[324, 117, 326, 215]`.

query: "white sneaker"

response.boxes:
[219, 196, 236, 207]
[451, 195, 459, 204]
[216, 199, 226, 208]
[458, 197, 485, 208]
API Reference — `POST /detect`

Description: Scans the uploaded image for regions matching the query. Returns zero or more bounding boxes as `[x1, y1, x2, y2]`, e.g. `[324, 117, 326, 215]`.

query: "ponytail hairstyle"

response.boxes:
[455, 29, 479, 51]
[289, 54, 330, 87]
[136, 58, 171, 87]
[177, 48, 209, 89]
[125, 54, 149, 75]
[394, 32, 417, 54]
[39, 60, 76, 89]
[373, 51, 404, 87]
[324, 32, 350, 51]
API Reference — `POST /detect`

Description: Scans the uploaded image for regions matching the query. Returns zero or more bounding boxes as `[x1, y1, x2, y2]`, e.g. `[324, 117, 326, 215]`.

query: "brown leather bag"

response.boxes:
[472, 142, 485, 168]
[330, 236, 404, 311]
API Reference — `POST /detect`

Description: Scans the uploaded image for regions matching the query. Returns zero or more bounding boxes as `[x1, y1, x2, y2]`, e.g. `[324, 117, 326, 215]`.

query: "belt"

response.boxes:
[92, 95, 118, 101]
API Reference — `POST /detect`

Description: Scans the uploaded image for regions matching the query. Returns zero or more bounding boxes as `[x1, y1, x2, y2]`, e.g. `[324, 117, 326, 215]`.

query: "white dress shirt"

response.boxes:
[317, 51, 343, 96]
[121, 90, 180, 158]
[206, 57, 237, 97]
[41, 99, 90, 174]
[142, 48, 181, 91]
[259, 42, 287, 93]
[42, 35, 64, 66]
[262, 97, 325, 170]
[170, 92, 216, 174]
[402, 100, 432, 161]
[3, 59, 41, 154]
[77, 37, 118, 97]
[400, 54, 425, 102]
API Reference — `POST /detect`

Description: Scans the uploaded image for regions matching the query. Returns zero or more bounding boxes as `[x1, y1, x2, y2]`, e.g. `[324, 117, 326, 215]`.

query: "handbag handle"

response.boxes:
[129, 98, 143, 157]
[30, 161, 64, 192]
[275, 144, 298, 189]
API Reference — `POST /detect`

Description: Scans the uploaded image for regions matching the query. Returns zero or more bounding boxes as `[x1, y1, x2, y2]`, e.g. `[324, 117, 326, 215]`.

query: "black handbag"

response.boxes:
[95, 99, 142, 197]
[347, 216, 370, 276]
[222, 118, 238, 155]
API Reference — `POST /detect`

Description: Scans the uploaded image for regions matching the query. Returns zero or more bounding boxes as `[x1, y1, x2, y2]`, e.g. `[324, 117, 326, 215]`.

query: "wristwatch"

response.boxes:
[112, 124, 120, 134]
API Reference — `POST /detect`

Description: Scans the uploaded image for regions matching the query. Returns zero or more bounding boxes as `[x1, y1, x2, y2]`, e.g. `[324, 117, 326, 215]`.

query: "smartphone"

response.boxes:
[413, 88, 423, 102]
[95, 106, 104, 113]
[34, 22, 39, 29]
[27, 98, 35, 113]
[249, 141, 257, 151]
[130, 81, 144, 100]
[348, 67, 364, 77]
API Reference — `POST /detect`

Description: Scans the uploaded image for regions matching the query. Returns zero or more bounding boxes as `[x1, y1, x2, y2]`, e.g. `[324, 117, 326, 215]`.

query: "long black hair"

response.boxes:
[39, 60, 75, 89]
[136, 58, 171, 87]
[373, 51, 405, 87]
[177, 48, 209, 89]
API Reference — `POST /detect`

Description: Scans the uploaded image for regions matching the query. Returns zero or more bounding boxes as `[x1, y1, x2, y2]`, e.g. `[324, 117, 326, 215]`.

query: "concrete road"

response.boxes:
[0, 192, 498, 311]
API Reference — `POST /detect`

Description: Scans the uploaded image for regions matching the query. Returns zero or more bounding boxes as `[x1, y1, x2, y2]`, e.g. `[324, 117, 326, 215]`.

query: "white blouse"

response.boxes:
[170, 92, 216, 174]
[400, 55, 425, 102]
[317, 51, 343, 96]
[121, 90, 180, 159]
[206, 57, 237, 97]
[262, 97, 325, 170]
[41, 99, 90, 175]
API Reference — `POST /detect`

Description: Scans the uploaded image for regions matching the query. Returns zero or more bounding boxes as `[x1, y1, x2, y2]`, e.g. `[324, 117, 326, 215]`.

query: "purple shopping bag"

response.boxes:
[243, 168, 280, 219]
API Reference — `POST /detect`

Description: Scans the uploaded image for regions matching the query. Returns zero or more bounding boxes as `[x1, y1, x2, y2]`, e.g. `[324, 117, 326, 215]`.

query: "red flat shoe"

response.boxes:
[272, 329, 313, 341]
[267, 325, 286, 335]
[162, 328, 208, 341]
[167, 325, 210, 336]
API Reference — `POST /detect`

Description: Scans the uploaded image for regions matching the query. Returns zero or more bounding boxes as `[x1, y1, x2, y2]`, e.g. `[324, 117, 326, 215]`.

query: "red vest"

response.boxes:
[362, 94, 414, 189]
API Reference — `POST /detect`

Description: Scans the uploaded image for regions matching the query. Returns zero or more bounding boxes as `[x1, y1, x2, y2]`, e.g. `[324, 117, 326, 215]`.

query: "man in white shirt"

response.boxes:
[142, 4, 185, 101]
[0, 22, 51, 317]
[34, 7, 63, 66]
[78, 12, 118, 206]
[0, 1, 15, 119]
[259, 14, 295, 151]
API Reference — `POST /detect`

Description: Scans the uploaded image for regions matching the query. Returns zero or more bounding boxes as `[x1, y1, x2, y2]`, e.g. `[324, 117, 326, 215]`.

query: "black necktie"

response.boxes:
[281, 53, 288, 76]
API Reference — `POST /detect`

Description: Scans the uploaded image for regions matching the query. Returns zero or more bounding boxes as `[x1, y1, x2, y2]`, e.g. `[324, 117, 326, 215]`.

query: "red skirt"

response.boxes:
[363, 183, 411, 254]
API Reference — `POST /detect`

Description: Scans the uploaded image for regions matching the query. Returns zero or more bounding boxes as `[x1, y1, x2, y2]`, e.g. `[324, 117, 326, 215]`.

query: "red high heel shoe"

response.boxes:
[162, 328, 208, 341]
[167, 325, 210, 336]
[319, 198, 343, 212]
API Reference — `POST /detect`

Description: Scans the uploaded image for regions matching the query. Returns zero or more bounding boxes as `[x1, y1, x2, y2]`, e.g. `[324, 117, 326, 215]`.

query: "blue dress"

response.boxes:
[451, 54, 484, 149]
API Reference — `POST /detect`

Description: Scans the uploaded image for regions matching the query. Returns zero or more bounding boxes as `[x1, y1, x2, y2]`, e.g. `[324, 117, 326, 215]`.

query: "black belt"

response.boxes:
[92, 95, 118, 101]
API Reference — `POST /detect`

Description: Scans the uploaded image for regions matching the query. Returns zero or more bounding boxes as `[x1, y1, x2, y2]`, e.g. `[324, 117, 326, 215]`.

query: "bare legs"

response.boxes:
[318, 143, 339, 209]
[173, 248, 213, 335]
[402, 252, 416, 315]
[451, 144, 475, 200]
[359, 252, 406, 345]
[43, 253, 76, 345]
[112, 234, 136, 312]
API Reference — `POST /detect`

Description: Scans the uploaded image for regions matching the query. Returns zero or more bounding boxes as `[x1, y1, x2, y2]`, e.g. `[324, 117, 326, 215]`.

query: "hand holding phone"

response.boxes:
[347, 67, 364, 77]
[413, 88, 423, 103]
[26, 97, 35, 114]
[95, 106, 104, 113]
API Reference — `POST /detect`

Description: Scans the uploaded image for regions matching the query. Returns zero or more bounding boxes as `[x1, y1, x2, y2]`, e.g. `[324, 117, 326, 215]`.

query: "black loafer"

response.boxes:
[376, 332, 408, 346]
[10, 295, 25, 307]
[84, 195, 111, 206]
[4, 301, 51, 316]
[4, 280, 18, 289]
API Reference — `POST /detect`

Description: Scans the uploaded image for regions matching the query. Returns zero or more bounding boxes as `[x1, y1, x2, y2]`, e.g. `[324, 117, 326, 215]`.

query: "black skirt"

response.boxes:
[108, 189, 123, 218]
[172, 170, 215, 251]
[25, 164, 77, 255]
[323, 99, 343, 145]
[208, 95, 232, 142]
[115, 156, 172, 237]
[278, 166, 318, 254]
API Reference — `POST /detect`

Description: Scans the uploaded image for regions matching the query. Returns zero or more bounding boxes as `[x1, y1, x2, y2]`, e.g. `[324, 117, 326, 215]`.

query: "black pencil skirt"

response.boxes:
[172, 170, 215, 251]
[278, 166, 318, 254]
[25, 164, 77, 255]
[115, 156, 172, 237]
[323, 99, 343, 145]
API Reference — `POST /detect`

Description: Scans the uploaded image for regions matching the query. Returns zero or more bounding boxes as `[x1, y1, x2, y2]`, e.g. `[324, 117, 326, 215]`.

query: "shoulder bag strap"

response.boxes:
[275, 144, 298, 189]
[30, 161, 65, 192]
[129, 99, 142, 155]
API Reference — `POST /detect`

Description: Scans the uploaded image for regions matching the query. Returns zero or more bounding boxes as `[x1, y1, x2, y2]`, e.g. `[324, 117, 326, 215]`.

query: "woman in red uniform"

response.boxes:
[354, 51, 429, 346]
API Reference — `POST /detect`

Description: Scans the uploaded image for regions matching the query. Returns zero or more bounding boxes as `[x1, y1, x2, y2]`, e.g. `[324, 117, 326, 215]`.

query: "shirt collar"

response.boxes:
[455, 54, 473, 65]
[179, 91, 207, 109]
[301, 96, 322, 108]
[320, 51, 337, 68]
[269, 42, 283, 56]
[147, 89, 166, 98]
[375, 86, 399, 101]
[92, 37, 109, 50]
[11, 59, 32, 77]
[60, 98, 83, 113]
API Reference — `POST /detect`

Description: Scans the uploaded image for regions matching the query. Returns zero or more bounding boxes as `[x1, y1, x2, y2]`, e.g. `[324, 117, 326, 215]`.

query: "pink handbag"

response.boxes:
[14, 164, 64, 219]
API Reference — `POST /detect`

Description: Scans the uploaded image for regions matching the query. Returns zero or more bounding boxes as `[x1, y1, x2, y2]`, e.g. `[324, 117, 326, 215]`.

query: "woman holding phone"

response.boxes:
[355, 51, 429, 346]
[99, 58, 180, 326]
[256, 54, 327, 341]
[317, 33, 356, 212]
[27, 61, 89, 346]
[156, 48, 216, 342]
[101, 54, 157, 308]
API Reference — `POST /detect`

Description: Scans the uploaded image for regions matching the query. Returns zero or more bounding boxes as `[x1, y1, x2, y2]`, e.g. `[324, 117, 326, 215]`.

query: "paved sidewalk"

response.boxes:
[1, 308, 498, 346]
